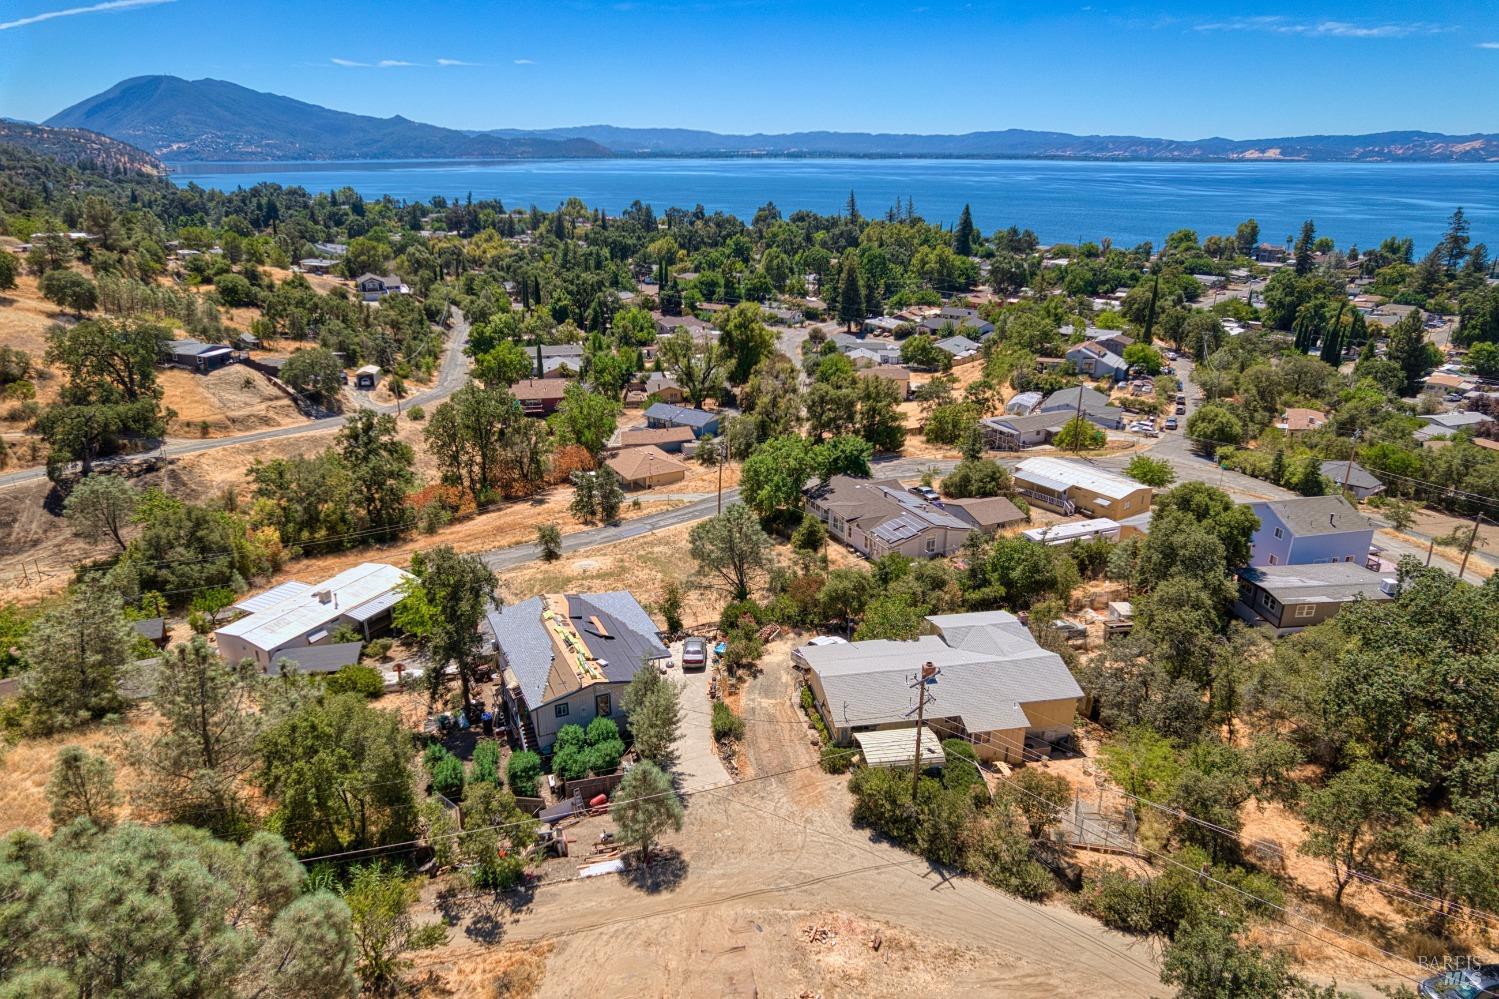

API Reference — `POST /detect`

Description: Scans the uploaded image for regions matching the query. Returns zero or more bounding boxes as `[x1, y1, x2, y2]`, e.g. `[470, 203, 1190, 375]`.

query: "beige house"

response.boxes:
[1013, 457, 1153, 519]
[1235, 563, 1396, 635]
[606, 445, 690, 489]
[805, 476, 974, 559]
[801, 611, 1082, 765]
[615, 425, 695, 453]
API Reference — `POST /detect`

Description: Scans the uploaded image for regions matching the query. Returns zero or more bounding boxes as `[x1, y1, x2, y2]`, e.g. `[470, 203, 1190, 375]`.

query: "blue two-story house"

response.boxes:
[1246, 496, 1376, 568]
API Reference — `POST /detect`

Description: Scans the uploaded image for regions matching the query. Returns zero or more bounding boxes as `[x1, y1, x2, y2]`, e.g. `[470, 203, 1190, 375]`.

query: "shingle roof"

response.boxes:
[1040, 386, 1110, 412]
[565, 593, 668, 680]
[1251, 495, 1376, 537]
[807, 476, 970, 540]
[618, 425, 695, 447]
[485, 592, 667, 709]
[1237, 563, 1395, 604]
[644, 403, 718, 428]
[511, 378, 569, 402]
[941, 496, 1026, 530]
[606, 445, 690, 483]
[1319, 460, 1383, 492]
[805, 618, 1081, 735]
[486, 596, 554, 707]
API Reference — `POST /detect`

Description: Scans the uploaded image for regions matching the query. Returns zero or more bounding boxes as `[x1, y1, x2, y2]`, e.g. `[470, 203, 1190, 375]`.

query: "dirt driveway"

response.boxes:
[427, 639, 1162, 997]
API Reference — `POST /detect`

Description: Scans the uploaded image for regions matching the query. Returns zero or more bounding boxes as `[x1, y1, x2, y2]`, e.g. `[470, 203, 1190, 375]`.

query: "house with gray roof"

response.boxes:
[644, 402, 720, 438]
[980, 411, 1075, 450]
[1066, 341, 1129, 381]
[1319, 460, 1385, 501]
[165, 339, 234, 373]
[801, 611, 1082, 764]
[1037, 385, 1124, 430]
[1235, 563, 1397, 634]
[805, 476, 974, 559]
[935, 335, 982, 362]
[1413, 411, 1494, 441]
[1246, 496, 1376, 568]
[485, 591, 669, 753]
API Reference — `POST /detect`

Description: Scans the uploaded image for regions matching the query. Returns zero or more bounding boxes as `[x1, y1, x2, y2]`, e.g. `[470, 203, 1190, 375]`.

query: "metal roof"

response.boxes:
[855, 727, 948, 769]
[345, 588, 404, 622]
[268, 642, 365, 676]
[1022, 518, 1122, 544]
[233, 581, 313, 614]
[215, 563, 411, 652]
[1015, 457, 1145, 501]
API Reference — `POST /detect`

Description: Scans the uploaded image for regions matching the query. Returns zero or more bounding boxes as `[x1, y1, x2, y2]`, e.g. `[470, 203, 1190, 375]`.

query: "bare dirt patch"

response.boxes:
[160, 366, 305, 437]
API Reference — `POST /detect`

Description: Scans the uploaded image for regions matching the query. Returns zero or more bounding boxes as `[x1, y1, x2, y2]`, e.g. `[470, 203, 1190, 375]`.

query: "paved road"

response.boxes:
[0, 309, 473, 491]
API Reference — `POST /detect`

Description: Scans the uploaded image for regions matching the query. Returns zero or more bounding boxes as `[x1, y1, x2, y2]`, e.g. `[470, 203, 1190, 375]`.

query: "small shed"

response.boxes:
[853, 727, 948, 770]
[354, 364, 381, 389]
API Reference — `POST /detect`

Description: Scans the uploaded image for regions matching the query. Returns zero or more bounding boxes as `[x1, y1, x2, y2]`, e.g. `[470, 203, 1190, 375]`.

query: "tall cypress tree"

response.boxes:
[1141, 273, 1161, 345]
[1320, 301, 1347, 365]
[954, 204, 976, 256]
[836, 257, 865, 331]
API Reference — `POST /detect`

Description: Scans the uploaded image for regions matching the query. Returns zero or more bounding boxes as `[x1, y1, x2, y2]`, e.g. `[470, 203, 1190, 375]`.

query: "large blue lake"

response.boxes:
[170, 158, 1499, 251]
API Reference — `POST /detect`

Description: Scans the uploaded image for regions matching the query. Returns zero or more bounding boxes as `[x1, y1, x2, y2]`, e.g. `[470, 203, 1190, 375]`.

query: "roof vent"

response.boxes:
[314, 589, 333, 604]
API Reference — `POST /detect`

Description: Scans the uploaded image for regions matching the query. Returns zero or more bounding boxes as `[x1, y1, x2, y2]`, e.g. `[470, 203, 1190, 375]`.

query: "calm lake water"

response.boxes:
[170, 158, 1499, 251]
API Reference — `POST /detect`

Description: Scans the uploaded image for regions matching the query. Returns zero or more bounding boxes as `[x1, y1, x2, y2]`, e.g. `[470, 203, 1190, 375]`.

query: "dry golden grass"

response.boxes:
[410, 941, 553, 999]
[0, 712, 157, 836]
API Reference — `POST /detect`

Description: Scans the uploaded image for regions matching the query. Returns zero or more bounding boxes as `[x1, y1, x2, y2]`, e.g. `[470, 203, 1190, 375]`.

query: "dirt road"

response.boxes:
[431, 643, 1161, 997]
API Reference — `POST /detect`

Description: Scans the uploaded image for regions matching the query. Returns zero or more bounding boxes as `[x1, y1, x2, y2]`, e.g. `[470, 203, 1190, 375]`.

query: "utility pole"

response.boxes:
[1458, 512, 1484, 582]
[716, 438, 728, 514]
[1072, 383, 1085, 455]
[1340, 431, 1361, 496]
[910, 661, 938, 795]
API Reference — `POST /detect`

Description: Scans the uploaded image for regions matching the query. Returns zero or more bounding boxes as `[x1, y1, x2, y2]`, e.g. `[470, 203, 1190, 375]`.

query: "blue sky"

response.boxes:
[2, 0, 1498, 137]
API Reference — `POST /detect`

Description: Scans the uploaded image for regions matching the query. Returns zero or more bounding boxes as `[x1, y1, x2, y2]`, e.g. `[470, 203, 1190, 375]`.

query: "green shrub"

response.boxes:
[941, 739, 985, 791]
[820, 742, 854, 773]
[554, 723, 587, 753]
[506, 750, 542, 798]
[363, 638, 394, 660]
[472, 741, 501, 785]
[405, 405, 425, 421]
[800, 685, 831, 744]
[323, 664, 384, 698]
[585, 716, 619, 746]
[423, 744, 453, 771]
[711, 701, 745, 743]
[585, 738, 625, 774]
[551, 744, 589, 781]
[719, 599, 764, 634]
[430, 755, 465, 801]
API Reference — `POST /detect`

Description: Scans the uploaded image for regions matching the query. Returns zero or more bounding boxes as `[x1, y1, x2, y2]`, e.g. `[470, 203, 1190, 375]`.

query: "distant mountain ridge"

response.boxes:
[44, 76, 1499, 163]
[481, 124, 1499, 162]
[45, 77, 610, 162]
[0, 121, 164, 174]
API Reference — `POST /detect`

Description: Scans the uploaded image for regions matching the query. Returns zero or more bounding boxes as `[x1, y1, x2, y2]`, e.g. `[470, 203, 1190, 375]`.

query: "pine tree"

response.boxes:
[47, 746, 121, 830]
[1293, 219, 1316, 275]
[836, 256, 865, 331]
[845, 190, 860, 223]
[1441, 207, 1471, 272]
[132, 635, 260, 834]
[611, 760, 683, 866]
[954, 204, 976, 256]
[19, 580, 134, 733]
[1269, 448, 1286, 486]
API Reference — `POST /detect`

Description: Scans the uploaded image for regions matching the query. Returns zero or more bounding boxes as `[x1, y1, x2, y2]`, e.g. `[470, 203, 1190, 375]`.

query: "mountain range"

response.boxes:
[44, 76, 1499, 164]
[44, 77, 610, 162]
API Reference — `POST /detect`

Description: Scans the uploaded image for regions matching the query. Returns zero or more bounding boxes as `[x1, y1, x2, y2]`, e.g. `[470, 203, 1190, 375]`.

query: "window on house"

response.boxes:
[1344, 555, 1354, 563]
[1268, 554, 1278, 565]
[595, 692, 612, 717]
[1273, 527, 1284, 539]
[1294, 604, 1317, 619]
[1262, 594, 1279, 612]
[554, 703, 569, 718]
[925, 537, 936, 553]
